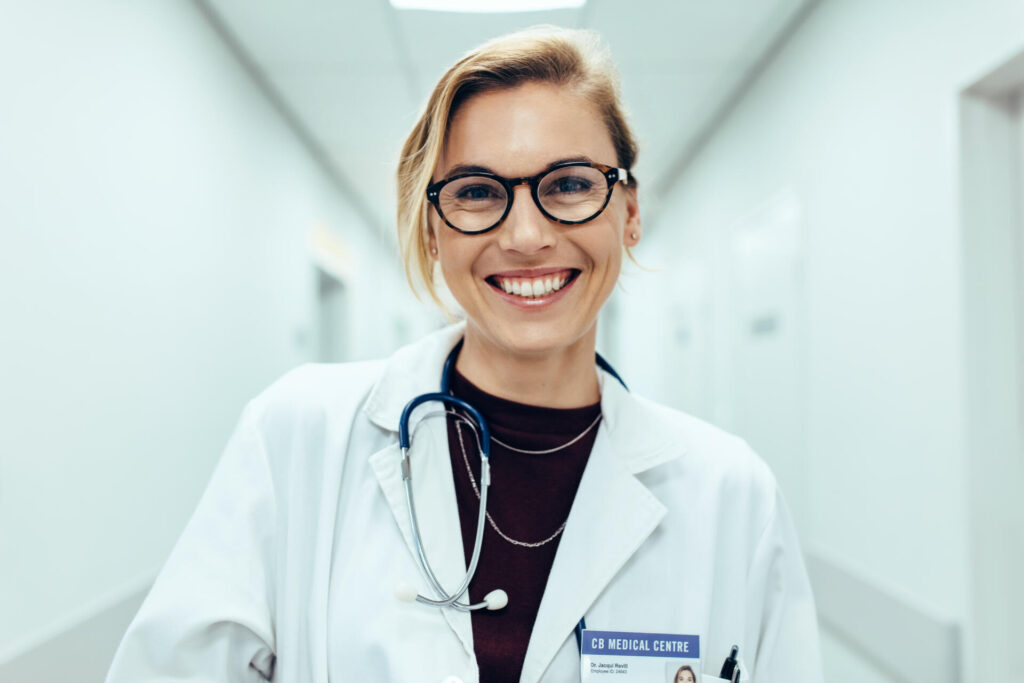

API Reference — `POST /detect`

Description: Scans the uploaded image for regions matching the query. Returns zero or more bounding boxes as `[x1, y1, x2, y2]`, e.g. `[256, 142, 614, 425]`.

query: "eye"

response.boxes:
[547, 176, 593, 195]
[454, 183, 502, 201]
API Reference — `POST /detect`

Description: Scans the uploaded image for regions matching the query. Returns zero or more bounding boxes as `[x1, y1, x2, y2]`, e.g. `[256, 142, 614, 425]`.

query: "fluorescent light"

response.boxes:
[390, 0, 585, 12]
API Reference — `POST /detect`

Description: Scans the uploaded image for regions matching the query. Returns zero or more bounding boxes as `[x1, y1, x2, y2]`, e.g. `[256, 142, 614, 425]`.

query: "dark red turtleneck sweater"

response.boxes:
[446, 369, 601, 683]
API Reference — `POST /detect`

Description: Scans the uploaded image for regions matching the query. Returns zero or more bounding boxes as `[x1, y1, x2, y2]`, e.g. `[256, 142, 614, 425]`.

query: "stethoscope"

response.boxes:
[394, 339, 628, 652]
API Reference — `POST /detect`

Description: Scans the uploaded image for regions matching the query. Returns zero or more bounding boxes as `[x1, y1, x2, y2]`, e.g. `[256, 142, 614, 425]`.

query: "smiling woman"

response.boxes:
[428, 82, 639, 405]
[106, 26, 822, 683]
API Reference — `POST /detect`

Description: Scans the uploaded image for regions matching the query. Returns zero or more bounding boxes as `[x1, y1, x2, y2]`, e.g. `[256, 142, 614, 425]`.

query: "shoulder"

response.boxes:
[611, 380, 775, 492]
[242, 360, 387, 440]
[219, 360, 391, 515]
[237, 323, 464, 441]
[628, 393, 778, 520]
[658, 398, 771, 479]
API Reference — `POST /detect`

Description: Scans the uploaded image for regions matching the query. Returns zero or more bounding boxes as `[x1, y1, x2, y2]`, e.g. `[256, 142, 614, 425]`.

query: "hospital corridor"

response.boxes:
[1, 1, 1023, 681]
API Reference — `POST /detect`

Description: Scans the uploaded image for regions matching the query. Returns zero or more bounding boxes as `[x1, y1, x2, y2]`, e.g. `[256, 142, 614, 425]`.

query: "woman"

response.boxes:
[674, 665, 698, 683]
[107, 27, 821, 683]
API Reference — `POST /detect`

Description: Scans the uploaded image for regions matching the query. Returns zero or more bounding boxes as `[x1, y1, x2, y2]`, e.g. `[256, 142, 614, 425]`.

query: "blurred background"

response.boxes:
[1, 0, 1022, 681]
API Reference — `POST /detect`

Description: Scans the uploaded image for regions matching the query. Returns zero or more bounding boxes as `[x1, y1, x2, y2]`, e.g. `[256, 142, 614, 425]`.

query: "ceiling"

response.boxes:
[201, 0, 813, 239]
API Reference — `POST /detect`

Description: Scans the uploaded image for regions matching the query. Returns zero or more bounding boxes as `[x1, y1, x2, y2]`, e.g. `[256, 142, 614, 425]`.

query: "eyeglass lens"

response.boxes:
[438, 165, 610, 232]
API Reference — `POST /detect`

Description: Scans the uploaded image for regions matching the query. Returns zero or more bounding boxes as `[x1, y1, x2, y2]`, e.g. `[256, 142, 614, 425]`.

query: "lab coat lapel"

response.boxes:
[367, 416, 475, 659]
[518, 422, 668, 683]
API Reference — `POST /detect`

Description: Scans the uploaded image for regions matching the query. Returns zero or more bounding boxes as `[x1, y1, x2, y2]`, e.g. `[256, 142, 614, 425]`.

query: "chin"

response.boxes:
[479, 318, 594, 359]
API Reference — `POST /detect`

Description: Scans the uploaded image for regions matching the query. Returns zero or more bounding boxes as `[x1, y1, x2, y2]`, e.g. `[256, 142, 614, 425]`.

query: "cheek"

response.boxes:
[577, 219, 625, 261]
[594, 227, 626, 271]
[606, 192, 631, 227]
[436, 237, 483, 283]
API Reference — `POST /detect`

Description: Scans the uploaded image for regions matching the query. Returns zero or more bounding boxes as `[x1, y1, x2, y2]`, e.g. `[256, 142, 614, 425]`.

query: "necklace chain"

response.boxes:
[453, 419, 571, 548]
[490, 412, 602, 455]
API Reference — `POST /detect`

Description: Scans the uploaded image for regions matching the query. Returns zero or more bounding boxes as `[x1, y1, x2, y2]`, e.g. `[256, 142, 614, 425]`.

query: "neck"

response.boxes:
[454, 324, 601, 408]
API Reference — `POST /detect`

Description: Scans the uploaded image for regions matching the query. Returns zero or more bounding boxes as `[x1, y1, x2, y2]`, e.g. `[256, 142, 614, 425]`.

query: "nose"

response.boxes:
[495, 182, 556, 255]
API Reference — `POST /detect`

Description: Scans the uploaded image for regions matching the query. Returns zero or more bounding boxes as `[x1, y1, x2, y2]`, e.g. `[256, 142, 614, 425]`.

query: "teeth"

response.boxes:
[494, 273, 572, 299]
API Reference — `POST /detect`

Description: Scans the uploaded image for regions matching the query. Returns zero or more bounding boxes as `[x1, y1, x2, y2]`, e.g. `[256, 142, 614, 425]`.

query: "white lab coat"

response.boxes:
[107, 323, 823, 683]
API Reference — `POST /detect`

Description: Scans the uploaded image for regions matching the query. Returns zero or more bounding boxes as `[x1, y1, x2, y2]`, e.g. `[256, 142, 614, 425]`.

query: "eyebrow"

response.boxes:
[441, 155, 596, 180]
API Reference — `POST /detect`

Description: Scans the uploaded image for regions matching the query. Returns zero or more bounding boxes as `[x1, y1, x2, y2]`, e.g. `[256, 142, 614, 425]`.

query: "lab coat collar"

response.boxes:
[364, 322, 467, 433]
[363, 322, 686, 476]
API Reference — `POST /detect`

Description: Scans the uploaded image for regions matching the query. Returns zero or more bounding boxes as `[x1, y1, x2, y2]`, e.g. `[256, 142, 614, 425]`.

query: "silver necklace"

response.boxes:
[490, 412, 602, 455]
[452, 418, 573, 548]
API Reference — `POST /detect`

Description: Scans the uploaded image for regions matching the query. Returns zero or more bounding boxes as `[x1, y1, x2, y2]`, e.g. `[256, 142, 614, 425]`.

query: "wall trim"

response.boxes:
[0, 571, 153, 682]
[806, 551, 961, 683]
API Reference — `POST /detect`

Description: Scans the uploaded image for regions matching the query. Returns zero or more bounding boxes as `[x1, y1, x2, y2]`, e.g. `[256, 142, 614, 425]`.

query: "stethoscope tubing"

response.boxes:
[399, 340, 628, 624]
[403, 458, 491, 610]
[400, 392, 492, 611]
[399, 392, 491, 453]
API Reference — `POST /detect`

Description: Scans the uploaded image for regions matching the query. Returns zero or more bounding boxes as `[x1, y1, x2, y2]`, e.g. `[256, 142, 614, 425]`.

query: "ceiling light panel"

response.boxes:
[390, 0, 585, 12]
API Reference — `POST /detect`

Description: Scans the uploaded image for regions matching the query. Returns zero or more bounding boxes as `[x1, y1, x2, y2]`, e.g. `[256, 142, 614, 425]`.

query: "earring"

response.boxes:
[631, 232, 638, 240]
[431, 247, 438, 255]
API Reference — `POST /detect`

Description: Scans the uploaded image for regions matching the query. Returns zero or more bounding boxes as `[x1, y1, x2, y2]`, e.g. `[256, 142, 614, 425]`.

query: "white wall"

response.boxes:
[610, 1, 1024, 680]
[0, 0, 429, 660]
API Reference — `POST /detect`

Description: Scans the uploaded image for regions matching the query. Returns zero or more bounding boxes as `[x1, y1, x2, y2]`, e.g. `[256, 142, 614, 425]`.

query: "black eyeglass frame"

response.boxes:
[425, 161, 631, 235]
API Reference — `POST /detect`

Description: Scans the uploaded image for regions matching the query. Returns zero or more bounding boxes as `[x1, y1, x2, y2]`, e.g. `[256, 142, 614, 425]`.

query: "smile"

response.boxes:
[485, 268, 580, 301]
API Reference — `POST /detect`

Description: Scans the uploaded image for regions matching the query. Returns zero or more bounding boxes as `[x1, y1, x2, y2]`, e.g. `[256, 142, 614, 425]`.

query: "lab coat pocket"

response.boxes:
[701, 664, 746, 683]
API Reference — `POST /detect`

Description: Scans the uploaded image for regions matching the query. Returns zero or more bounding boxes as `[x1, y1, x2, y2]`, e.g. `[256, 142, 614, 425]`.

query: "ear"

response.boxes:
[622, 186, 642, 247]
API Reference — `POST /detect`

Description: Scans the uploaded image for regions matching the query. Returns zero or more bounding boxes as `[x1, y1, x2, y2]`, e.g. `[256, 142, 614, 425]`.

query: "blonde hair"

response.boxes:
[396, 26, 639, 305]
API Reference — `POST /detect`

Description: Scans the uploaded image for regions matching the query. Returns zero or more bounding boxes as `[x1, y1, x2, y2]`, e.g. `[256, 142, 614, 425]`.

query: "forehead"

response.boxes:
[438, 82, 616, 178]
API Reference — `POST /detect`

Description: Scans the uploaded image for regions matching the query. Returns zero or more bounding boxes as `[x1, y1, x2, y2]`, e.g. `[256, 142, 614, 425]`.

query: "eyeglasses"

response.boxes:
[426, 161, 631, 235]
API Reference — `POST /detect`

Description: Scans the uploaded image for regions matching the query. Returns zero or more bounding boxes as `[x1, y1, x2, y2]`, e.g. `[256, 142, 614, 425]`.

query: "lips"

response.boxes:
[485, 268, 580, 300]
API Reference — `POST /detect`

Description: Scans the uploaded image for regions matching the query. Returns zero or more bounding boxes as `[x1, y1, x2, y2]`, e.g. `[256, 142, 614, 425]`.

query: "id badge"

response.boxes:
[580, 630, 700, 681]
